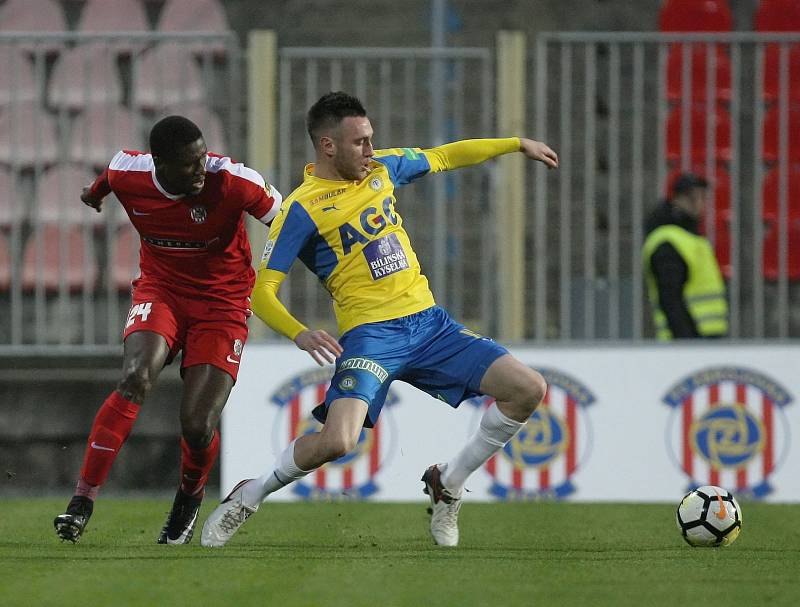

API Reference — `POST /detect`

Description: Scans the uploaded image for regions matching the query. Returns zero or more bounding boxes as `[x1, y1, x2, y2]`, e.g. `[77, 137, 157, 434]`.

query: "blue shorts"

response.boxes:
[313, 306, 508, 428]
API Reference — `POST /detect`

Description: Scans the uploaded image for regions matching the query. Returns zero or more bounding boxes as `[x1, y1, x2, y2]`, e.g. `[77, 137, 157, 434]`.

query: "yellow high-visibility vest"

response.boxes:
[642, 224, 729, 340]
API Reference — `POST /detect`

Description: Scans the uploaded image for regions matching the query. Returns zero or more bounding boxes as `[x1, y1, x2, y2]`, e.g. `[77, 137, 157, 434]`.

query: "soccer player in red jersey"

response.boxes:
[53, 116, 282, 544]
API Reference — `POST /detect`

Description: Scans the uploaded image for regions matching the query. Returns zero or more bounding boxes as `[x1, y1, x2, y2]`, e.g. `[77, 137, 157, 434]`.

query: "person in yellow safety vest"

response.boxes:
[642, 173, 729, 340]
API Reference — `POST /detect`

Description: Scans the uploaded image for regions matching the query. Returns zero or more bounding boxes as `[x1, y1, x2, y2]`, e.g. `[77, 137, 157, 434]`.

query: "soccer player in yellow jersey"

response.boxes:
[201, 92, 559, 548]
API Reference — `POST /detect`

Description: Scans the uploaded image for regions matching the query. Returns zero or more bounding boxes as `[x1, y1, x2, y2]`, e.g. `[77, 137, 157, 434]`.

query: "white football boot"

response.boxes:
[421, 464, 462, 547]
[200, 479, 258, 547]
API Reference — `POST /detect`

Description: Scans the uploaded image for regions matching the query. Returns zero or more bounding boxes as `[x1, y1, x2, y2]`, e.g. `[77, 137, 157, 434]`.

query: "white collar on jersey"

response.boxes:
[150, 164, 186, 200]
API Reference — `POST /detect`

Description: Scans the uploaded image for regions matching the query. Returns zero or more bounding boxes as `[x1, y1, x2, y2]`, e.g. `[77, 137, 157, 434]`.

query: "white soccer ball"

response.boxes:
[676, 485, 742, 547]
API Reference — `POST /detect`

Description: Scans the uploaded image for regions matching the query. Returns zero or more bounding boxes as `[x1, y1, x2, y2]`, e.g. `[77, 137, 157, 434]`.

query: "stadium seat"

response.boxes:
[0, 0, 68, 54]
[34, 165, 104, 225]
[659, 0, 733, 32]
[712, 210, 732, 279]
[158, 0, 230, 31]
[130, 43, 206, 110]
[0, 46, 38, 107]
[760, 44, 800, 103]
[0, 232, 10, 291]
[49, 44, 124, 110]
[0, 105, 59, 168]
[0, 166, 26, 227]
[111, 226, 141, 291]
[755, 0, 800, 32]
[666, 104, 732, 164]
[761, 165, 800, 217]
[21, 224, 98, 292]
[77, 0, 150, 33]
[666, 45, 732, 102]
[160, 104, 227, 153]
[762, 102, 800, 163]
[68, 105, 144, 169]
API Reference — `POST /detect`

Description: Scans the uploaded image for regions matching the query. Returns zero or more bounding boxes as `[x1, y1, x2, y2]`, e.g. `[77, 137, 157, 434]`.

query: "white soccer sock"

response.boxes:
[242, 439, 311, 506]
[440, 403, 525, 495]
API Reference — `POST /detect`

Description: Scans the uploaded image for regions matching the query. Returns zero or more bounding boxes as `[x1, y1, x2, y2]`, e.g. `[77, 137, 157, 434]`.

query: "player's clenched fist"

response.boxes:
[294, 329, 343, 366]
[81, 185, 104, 212]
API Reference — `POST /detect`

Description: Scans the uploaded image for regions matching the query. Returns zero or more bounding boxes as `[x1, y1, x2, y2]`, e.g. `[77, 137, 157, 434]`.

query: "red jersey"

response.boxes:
[89, 150, 281, 302]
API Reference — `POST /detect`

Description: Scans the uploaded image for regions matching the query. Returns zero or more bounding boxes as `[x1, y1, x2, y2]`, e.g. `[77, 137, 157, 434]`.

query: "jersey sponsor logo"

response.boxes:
[338, 198, 399, 255]
[226, 356, 240, 365]
[364, 234, 409, 280]
[90, 441, 115, 452]
[337, 357, 388, 383]
[125, 302, 153, 328]
[466, 368, 596, 501]
[142, 236, 208, 250]
[190, 205, 208, 224]
[269, 367, 398, 500]
[663, 366, 793, 499]
[131, 208, 151, 216]
[321, 204, 339, 212]
[308, 188, 346, 206]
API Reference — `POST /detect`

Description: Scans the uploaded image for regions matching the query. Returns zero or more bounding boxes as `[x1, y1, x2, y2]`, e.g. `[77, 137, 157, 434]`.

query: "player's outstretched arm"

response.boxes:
[422, 137, 558, 174]
[251, 268, 343, 366]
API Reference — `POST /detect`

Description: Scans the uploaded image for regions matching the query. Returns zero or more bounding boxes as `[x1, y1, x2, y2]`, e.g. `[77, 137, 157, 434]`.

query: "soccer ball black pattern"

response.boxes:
[676, 485, 742, 547]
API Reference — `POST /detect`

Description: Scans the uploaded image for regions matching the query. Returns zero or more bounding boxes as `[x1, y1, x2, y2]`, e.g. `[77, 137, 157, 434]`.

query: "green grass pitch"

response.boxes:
[3, 499, 799, 606]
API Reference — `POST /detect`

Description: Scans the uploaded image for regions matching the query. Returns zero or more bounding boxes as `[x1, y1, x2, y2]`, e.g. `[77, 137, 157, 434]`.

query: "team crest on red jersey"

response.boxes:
[466, 368, 596, 500]
[269, 368, 398, 500]
[190, 205, 207, 223]
[663, 367, 793, 499]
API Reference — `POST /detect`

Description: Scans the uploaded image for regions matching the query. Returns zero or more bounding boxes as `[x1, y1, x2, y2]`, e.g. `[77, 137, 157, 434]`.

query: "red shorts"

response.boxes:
[123, 281, 249, 381]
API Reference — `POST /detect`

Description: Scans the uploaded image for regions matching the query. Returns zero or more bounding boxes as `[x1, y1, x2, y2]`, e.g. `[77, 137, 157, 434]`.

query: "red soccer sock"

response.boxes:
[78, 391, 141, 491]
[179, 431, 220, 498]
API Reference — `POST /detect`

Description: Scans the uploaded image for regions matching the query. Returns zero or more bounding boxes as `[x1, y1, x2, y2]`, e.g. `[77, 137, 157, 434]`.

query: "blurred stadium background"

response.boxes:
[1, 0, 799, 498]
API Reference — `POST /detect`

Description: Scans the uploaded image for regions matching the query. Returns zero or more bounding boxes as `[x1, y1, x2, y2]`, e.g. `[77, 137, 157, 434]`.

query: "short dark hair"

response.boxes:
[149, 115, 203, 159]
[306, 91, 367, 146]
[671, 173, 709, 198]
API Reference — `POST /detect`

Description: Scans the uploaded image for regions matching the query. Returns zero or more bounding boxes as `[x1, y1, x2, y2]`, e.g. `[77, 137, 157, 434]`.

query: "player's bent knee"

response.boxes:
[180, 417, 214, 447]
[319, 431, 359, 461]
[117, 368, 154, 401]
[518, 370, 547, 414]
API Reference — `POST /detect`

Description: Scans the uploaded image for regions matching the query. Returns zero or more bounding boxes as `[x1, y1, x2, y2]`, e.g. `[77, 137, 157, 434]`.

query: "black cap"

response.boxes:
[671, 173, 709, 198]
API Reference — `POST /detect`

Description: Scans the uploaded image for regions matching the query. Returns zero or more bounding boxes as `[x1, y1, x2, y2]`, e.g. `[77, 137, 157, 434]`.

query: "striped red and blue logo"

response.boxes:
[663, 367, 793, 499]
[269, 368, 398, 500]
[467, 368, 596, 500]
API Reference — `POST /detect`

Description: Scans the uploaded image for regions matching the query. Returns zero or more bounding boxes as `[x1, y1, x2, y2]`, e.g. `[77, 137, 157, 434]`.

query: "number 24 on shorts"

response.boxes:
[126, 302, 153, 328]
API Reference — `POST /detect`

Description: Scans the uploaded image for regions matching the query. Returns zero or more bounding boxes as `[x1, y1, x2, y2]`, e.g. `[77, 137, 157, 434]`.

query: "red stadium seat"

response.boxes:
[762, 102, 800, 163]
[712, 210, 732, 279]
[0, 0, 68, 54]
[755, 0, 800, 32]
[111, 226, 141, 291]
[49, 44, 124, 110]
[131, 43, 206, 110]
[761, 165, 800, 280]
[666, 104, 732, 163]
[22, 224, 99, 292]
[0, 47, 38, 107]
[0, 232, 10, 291]
[665, 163, 731, 215]
[666, 45, 732, 102]
[659, 0, 733, 32]
[34, 165, 104, 226]
[77, 0, 150, 32]
[160, 104, 227, 153]
[0, 105, 59, 168]
[755, 1, 800, 101]
[0, 167, 26, 227]
[158, 0, 230, 32]
[68, 105, 144, 169]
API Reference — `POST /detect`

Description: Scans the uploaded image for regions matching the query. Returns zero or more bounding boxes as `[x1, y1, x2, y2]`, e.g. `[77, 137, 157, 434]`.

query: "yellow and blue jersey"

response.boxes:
[255, 137, 521, 338]
[262, 147, 441, 335]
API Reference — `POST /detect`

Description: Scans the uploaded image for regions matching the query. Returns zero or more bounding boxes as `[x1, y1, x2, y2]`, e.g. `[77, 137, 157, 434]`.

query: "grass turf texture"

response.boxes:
[2, 500, 799, 607]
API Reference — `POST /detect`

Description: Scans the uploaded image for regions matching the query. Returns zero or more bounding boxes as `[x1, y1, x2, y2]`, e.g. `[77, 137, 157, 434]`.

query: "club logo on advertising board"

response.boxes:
[663, 367, 793, 499]
[466, 368, 596, 500]
[270, 367, 398, 500]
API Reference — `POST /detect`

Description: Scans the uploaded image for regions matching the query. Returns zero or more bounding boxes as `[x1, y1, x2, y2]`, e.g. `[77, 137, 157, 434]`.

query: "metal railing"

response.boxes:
[0, 32, 241, 351]
[532, 32, 800, 341]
